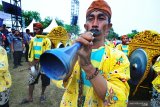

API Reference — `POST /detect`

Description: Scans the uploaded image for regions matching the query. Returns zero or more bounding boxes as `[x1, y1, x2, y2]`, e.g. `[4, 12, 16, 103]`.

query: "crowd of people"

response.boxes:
[0, 0, 160, 107]
[0, 24, 34, 107]
[0, 24, 34, 68]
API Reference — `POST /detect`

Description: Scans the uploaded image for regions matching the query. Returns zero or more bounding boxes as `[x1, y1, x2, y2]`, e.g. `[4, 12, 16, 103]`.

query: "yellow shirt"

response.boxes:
[0, 46, 12, 92]
[105, 40, 115, 48]
[116, 44, 129, 56]
[28, 35, 51, 62]
[55, 45, 130, 107]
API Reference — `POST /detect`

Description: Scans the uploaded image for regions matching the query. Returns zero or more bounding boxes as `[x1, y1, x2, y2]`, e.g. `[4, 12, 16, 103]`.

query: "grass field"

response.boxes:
[8, 55, 64, 107]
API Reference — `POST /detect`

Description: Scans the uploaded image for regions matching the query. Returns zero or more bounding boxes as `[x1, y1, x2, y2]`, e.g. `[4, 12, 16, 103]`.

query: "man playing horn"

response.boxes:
[56, 0, 130, 107]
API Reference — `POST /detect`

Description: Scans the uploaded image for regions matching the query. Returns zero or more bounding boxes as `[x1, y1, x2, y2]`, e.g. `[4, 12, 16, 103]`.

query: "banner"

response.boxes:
[0, 18, 3, 26]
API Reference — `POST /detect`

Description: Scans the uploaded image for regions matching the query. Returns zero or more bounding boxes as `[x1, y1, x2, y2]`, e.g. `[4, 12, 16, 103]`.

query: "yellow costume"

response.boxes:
[116, 44, 129, 57]
[28, 35, 51, 62]
[57, 45, 130, 107]
[152, 56, 160, 93]
[0, 46, 12, 92]
[0, 46, 12, 105]
[105, 40, 115, 48]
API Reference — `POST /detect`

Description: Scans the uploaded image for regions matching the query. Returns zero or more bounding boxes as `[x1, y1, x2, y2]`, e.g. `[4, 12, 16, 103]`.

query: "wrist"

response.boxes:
[82, 63, 94, 73]
[86, 68, 99, 80]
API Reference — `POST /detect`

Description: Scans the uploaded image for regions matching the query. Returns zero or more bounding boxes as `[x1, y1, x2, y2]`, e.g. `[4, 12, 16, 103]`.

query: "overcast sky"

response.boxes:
[1, 0, 160, 35]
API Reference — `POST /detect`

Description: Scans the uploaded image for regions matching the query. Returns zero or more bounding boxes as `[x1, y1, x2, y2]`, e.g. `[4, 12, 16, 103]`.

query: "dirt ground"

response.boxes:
[8, 54, 64, 107]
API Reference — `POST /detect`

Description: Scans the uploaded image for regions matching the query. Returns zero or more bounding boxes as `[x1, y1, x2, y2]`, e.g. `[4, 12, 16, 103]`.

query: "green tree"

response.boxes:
[127, 30, 139, 38]
[40, 17, 52, 29]
[22, 10, 52, 29]
[22, 10, 41, 27]
[107, 27, 119, 40]
[55, 18, 64, 27]
[0, 4, 3, 11]
[64, 24, 80, 35]
[55, 18, 80, 35]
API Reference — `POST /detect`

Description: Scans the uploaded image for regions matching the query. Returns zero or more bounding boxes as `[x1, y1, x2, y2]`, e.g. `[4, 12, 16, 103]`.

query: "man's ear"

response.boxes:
[108, 23, 112, 29]
[84, 24, 88, 31]
[105, 23, 112, 36]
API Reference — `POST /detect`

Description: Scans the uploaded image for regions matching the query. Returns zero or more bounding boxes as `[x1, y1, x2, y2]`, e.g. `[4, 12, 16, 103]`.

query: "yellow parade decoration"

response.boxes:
[46, 26, 69, 48]
[128, 30, 160, 96]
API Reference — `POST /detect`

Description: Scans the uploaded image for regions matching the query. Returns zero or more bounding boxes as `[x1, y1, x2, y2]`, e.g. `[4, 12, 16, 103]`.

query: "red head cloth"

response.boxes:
[121, 35, 128, 39]
[33, 23, 43, 29]
[86, 0, 112, 18]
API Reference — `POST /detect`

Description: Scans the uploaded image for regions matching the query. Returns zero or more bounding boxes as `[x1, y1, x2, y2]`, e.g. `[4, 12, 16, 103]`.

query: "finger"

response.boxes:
[76, 36, 91, 46]
[80, 32, 94, 41]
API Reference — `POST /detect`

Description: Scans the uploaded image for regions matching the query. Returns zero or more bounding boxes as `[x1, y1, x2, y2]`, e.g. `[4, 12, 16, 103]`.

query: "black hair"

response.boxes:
[26, 29, 30, 32]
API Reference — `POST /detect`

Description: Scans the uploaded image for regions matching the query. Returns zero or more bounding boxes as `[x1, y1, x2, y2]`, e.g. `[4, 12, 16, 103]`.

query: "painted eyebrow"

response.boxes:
[86, 14, 94, 18]
[98, 13, 107, 17]
[87, 13, 107, 18]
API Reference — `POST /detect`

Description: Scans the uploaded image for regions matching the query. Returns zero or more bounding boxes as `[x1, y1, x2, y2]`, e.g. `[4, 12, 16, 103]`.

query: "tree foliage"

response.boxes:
[22, 10, 52, 29]
[22, 10, 41, 27]
[127, 30, 139, 38]
[64, 24, 80, 35]
[107, 27, 119, 40]
[40, 17, 52, 29]
[22, 11, 80, 35]
[0, 4, 3, 11]
[55, 18, 64, 27]
[55, 18, 80, 35]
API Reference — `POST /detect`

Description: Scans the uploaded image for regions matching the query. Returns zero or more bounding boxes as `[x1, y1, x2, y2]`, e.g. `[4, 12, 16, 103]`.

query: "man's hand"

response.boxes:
[11, 49, 14, 53]
[75, 32, 94, 68]
[22, 44, 25, 48]
[29, 59, 39, 67]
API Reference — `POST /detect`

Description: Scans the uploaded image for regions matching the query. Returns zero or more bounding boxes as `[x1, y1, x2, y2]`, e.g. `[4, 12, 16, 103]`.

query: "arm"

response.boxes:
[0, 46, 12, 92]
[28, 38, 34, 64]
[84, 64, 107, 100]
[45, 38, 51, 50]
[75, 32, 130, 102]
[75, 32, 108, 100]
[21, 37, 25, 49]
[102, 49, 130, 105]
[10, 40, 14, 53]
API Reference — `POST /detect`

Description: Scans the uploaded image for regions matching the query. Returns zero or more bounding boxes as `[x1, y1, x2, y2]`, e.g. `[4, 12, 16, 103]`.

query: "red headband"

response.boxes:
[121, 35, 128, 39]
[86, 0, 112, 18]
[33, 23, 43, 29]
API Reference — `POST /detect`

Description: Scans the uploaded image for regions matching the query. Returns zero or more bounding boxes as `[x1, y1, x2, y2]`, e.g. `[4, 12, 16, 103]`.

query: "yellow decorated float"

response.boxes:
[128, 30, 160, 100]
[46, 26, 70, 48]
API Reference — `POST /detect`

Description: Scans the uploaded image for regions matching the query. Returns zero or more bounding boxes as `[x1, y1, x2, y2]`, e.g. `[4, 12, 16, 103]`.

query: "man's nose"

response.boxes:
[92, 19, 98, 27]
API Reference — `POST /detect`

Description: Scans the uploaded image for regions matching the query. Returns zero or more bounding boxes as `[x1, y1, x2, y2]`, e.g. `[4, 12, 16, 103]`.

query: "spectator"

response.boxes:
[1, 24, 9, 50]
[21, 23, 51, 104]
[115, 35, 129, 57]
[0, 46, 12, 107]
[6, 28, 15, 53]
[23, 29, 31, 62]
[0, 26, 5, 47]
[11, 30, 24, 68]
